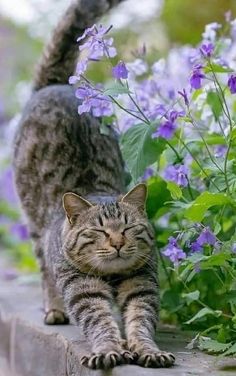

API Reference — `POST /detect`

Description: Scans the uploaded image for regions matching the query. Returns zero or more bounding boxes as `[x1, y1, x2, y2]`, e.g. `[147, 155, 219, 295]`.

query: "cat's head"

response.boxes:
[62, 184, 154, 275]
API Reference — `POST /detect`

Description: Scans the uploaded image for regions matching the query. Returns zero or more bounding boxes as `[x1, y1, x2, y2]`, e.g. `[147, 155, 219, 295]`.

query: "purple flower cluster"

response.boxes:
[228, 74, 236, 94]
[112, 61, 129, 80]
[178, 88, 189, 106]
[141, 167, 154, 181]
[190, 227, 216, 253]
[163, 237, 186, 266]
[0, 167, 19, 205]
[75, 84, 113, 117]
[69, 24, 117, 84]
[190, 65, 205, 89]
[164, 164, 189, 187]
[77, 24, 117, 60]
[200, 43, 214, 58]
[152, 110, 184, 140]
[11, 223, 29, 241]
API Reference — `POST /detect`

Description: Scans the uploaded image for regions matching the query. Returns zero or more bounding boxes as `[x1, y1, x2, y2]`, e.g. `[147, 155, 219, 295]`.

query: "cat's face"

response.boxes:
[62, 184, 154, 275]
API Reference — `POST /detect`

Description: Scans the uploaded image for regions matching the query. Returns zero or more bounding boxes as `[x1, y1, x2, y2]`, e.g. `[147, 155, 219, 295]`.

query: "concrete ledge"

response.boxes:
[0, 278, 235, 376]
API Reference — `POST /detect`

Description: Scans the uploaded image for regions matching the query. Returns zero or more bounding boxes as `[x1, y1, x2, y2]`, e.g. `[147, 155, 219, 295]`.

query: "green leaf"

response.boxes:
[0, 200, 20, 220]
[185, 308, 222, 325]
[120, 123, 166, 181]
[192, 88, 203, 101]
[223, 343, 236, 356]
[182, 290, 200, 305]
[225, 290, 236, 304]
[199, 337, 232, 353]
[104, 82, 131, 96]
[167, 181, 182, 199]
[207, 91, 222, 120]
[200, 252, 231, 269]
[185, 192, 231, 222]
[204, 134, 225, 145]
[204, 63, 234, 73]
[146, 177, 171, 219]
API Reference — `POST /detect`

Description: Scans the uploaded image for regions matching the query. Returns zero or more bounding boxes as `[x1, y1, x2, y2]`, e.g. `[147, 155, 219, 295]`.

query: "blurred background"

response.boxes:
[0, 0, 236, 279]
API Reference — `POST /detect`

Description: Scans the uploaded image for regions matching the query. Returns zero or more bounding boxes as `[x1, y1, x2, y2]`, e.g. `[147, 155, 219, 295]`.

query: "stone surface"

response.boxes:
[0, 278, 235, 376]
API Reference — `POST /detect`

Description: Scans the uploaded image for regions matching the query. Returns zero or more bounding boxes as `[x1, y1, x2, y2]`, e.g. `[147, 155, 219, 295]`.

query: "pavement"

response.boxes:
[0, 276, 235, 376]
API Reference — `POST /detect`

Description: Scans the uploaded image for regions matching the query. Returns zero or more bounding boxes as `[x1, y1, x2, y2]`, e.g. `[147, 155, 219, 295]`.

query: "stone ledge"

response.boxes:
[0, 278, 235, 376]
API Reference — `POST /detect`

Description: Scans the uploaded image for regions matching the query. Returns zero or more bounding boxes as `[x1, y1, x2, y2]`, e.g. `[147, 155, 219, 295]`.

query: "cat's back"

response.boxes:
[14, 84, 125, 231]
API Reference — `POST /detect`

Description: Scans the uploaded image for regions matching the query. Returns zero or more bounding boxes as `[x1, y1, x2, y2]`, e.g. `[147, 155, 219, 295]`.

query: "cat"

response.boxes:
[13, 0, 175, 370]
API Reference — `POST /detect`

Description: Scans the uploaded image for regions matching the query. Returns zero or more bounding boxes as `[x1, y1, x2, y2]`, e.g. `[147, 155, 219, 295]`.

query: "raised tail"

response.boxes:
[33, 0, 124, 91]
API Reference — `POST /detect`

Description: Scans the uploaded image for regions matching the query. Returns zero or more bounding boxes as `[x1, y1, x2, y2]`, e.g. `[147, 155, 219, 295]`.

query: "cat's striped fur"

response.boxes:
[13, 0, 175, 369]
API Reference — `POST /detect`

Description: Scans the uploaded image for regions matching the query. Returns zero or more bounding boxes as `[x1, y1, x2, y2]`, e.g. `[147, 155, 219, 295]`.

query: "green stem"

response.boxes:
[178, 275, 232, 319]
[109, 95, 149, 124]
[223, 137, 232, 195]
[209, 61, 234, 132]
[188, 114, 224, 174]
[157, 247, 173, 289]
[175, 135, 221, 192]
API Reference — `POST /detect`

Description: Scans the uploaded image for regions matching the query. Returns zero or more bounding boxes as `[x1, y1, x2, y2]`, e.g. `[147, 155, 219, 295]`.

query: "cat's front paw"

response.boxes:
[133, 350, 175, 368]
[81, 350, 133, 369]
[44, 309, 69, 325]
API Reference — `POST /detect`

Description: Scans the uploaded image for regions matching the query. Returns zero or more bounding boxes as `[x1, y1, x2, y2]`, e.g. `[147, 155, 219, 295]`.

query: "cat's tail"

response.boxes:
[33, 0, 124, 91]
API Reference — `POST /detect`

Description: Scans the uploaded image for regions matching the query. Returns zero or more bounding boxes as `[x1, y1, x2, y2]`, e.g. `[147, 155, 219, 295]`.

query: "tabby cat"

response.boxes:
[13, 0, 175, 369]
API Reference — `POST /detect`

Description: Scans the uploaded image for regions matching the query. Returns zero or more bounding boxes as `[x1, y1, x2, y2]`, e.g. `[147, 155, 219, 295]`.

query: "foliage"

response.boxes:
[69, 16, 236, 355]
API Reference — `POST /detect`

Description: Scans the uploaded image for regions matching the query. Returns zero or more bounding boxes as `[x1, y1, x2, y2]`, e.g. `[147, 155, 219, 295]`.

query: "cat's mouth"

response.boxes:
[97, 248, 134, 261]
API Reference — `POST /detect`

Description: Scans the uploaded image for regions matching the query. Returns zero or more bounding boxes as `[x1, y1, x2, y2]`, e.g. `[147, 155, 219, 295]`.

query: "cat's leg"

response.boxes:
[33, 237, 68, 324]
[42, 268, 68, 325]
[59, 271, 133, 369]
[117, 275, 175, 368]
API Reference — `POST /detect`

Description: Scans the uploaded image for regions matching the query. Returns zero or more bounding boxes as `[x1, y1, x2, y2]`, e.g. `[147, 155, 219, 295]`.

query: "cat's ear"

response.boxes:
[63, 192, 93, 224]
[120, 183, 147, 212]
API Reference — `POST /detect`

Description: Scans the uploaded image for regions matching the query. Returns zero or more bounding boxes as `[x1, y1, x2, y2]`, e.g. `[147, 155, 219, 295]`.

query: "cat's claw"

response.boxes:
[133, 350, 175, 368]
[81, 350, 133, 369]
[44, 309, 69, 325]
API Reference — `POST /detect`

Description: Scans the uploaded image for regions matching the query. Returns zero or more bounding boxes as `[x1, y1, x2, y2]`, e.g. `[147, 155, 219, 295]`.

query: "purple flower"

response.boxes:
[152, 110, 184, 140]
[155, 104, 167, 115]
[163, 237, 186, 266]
[69, 60, 88, 84]
[196, 227, 216, 246]
[232, 243, 236, 253]
[76, 85, 95, 114]
[190, 241, 203, 253]
[190, 66, 205, 89]
[112, 61, 129, 79]
[164, 164, 189, 187]
[214, 145, 227, 158]
[75, 84, 114, 117]
[127, 59, 148, 77]
[156, 120, 177, 140]
[77, 24, 111, 43]
[78, 24, 117, 60]
[92, 99, 114, 117]
[69, 76, 79, 85]
[228, 74, 236, 94]
[142, 167, 154, 181]
[202, 22, 221, 41]
[169, 110, 184, 122]
[0, 167, 18, 205]
[178, 89, 189, 106]
[11, 223, 29, 241]
[149, 104, 166, 120]
[89, 38, 117, 60]
[200, 43, 214, 58]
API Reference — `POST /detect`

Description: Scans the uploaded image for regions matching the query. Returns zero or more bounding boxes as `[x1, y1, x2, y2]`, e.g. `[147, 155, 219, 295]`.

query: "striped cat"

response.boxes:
[13, 0, 175, 370]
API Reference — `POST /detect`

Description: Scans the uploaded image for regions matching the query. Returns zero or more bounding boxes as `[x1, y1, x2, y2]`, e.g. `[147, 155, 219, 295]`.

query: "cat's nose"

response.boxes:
[110, 235, 125, 251]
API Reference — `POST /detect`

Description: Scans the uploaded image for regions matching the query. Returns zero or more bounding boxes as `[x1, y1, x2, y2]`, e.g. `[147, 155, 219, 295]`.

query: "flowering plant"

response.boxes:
[68, 17, 236, 355]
